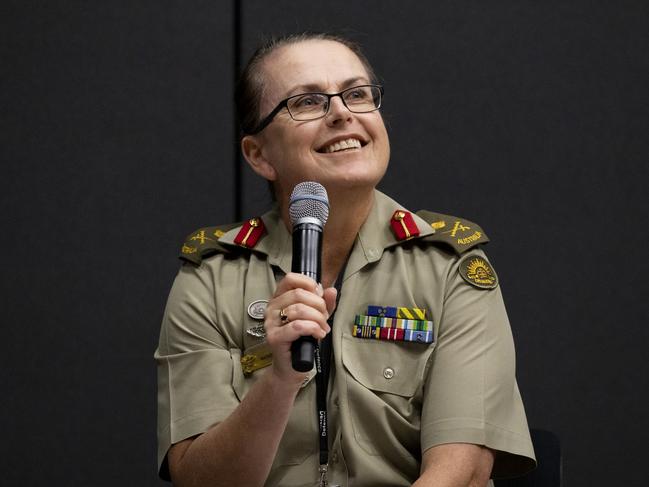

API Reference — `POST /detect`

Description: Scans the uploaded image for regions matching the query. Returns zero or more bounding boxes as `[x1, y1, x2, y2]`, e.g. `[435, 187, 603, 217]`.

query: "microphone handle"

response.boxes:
[290, 221, 323, 372]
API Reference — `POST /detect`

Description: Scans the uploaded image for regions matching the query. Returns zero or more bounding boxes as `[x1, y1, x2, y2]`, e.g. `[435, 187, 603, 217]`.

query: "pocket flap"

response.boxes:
[341, 334, 433, 397]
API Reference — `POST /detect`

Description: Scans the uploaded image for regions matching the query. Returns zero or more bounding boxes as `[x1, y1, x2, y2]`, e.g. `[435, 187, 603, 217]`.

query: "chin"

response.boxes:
[322, 170, 385, 193]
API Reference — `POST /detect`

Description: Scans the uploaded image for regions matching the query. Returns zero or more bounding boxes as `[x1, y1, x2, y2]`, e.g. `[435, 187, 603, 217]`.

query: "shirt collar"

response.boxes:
[344, 190, 434, 279]
[217, 190, 435, 279]
[217, 205, 293, 274]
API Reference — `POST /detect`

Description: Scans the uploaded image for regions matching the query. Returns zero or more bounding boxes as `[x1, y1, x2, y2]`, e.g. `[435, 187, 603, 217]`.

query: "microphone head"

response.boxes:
[289, 181, 329, 227]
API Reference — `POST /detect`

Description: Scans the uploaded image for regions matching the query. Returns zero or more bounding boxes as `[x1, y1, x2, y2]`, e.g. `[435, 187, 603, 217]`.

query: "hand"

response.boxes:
[264, 273, 337, 384]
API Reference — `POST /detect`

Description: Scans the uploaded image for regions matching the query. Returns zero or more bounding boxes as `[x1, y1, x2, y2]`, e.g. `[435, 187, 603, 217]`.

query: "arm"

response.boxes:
[412, 443, 495, 487]
[419, 250, 535, 480]
[166, 273, 337, 487]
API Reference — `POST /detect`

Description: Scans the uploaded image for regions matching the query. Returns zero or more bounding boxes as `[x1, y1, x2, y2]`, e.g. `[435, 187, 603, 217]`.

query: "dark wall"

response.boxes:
[2, 2, 648, 486]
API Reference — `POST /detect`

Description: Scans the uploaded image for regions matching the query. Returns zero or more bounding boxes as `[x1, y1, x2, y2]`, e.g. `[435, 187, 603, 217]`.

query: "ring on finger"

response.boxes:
[279, 307, 289, 322]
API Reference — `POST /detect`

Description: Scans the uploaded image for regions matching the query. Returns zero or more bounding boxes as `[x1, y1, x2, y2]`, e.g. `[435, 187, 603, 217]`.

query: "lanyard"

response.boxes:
[315, 269, 345, 487]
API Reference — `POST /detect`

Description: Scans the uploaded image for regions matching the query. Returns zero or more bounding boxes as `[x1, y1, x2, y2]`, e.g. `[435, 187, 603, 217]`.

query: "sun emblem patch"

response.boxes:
[459, 255, 499, 289]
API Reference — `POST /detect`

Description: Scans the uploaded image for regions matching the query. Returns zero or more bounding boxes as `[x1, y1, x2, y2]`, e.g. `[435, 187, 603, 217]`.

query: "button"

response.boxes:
[383, 367, 395, 379]
[333, 397, 339, 407]
[332, 451, 339, 463]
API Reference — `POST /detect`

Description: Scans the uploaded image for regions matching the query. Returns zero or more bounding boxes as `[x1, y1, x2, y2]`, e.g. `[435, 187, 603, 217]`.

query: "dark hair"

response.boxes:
[235, 32, 379, 136]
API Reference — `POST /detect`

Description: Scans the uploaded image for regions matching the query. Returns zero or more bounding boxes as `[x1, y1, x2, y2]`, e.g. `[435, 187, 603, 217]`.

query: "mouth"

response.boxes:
[316, 137, 367, 154]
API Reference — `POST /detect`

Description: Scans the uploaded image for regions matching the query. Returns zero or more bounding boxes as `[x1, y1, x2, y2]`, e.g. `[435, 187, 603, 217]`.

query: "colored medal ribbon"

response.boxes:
[352, 305, 435, 344]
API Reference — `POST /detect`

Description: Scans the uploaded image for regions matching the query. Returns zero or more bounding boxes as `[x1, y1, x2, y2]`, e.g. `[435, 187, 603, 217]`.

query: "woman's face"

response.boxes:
[244, 40, 390, 200]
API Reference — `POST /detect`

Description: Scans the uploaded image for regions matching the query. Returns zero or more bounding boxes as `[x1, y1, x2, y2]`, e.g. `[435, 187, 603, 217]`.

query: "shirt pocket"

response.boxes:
[341, 333, 436, 458]
[230, 348, 317, 468]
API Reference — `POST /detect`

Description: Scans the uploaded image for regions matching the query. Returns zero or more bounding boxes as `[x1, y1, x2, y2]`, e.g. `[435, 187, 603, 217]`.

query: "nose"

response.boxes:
[325, 94, 353, 126]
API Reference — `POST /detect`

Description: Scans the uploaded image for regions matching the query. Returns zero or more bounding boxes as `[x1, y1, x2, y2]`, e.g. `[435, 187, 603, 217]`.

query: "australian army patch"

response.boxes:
[459, 254, 499, 289]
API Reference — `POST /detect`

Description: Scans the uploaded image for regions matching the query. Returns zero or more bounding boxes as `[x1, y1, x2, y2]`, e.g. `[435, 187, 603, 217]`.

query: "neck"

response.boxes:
[280, 187, 375, 288]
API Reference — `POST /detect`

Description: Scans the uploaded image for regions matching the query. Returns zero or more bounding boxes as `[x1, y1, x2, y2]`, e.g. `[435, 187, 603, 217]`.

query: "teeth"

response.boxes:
[325, 138, 362, 153]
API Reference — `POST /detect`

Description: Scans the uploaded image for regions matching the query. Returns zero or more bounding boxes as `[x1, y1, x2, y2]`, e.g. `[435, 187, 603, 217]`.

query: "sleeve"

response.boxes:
[420, 249, 537, 478]
[154, 262, 241, 480]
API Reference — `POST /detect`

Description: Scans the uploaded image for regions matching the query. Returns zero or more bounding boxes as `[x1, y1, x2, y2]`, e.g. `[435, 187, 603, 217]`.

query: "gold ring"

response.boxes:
[279, 308, 289, 322]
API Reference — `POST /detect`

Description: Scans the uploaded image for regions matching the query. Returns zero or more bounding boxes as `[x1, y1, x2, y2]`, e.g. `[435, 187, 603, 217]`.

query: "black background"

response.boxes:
[2, 1, 648, 486]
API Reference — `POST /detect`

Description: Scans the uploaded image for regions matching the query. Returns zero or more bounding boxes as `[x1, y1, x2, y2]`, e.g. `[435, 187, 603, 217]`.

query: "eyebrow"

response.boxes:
[282, 76, 370, 99]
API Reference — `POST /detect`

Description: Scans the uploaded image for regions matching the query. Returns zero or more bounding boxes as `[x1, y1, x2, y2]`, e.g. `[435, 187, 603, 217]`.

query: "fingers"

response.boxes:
[278, 302, 331, 333]
[264, 274, 339, 382]
[265, 273, 332, 345]
[272, 287, 329, 318]
[273, 272, 323, 297]
[267, 300, 330, 343]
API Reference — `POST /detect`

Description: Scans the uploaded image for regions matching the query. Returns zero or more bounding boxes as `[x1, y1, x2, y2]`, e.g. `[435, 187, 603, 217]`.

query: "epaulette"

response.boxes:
[179, 222, 241, 265]
[416, 210, 489, 255]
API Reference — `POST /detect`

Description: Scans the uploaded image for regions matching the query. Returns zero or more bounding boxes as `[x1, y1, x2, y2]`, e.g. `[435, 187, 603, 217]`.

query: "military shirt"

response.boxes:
[155, 190, 536, 486]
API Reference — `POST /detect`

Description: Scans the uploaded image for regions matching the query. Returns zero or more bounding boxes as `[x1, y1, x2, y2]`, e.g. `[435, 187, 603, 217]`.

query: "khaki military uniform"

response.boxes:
[155, 190, 536, 486]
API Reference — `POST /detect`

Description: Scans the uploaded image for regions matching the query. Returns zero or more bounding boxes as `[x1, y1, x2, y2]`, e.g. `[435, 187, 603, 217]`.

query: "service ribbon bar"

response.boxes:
[367, 305, 427, 319]
[352, 324, 434, 344]
[403, 329, 434, 343]
[396, 307, 426, 320]
[352, 312, 435, 344]
[367, 305, 398, 318]
[354, 315, 433, 332]
[352, 325, 381, 339]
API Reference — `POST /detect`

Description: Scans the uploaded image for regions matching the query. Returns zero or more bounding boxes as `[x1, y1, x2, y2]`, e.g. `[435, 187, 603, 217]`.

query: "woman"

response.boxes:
[156, 33, 536, 487]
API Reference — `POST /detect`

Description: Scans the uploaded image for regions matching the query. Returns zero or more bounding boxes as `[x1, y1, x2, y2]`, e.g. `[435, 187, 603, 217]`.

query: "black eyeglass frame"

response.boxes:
[246, 84, 384, 135]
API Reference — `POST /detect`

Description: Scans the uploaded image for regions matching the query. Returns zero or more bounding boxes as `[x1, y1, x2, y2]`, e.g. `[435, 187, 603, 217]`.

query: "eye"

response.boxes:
[345, 87, 371, 102]
[291, 94, 326, 109]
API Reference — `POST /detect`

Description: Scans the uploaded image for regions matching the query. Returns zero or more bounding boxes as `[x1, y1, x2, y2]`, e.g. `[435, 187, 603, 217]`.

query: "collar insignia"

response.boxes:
[234, 217, 266, 248]
[390, 210, 420, 241]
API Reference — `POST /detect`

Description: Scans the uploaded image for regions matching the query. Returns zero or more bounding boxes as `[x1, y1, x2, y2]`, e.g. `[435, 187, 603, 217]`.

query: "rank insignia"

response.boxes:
[181, 244, 197, 255]
[415, 210, 489, 255]
[390, 210, 420, 241]
[430, 220, 446, 230]
[459, 254, 499, 289]
[234, 217, 265, 248]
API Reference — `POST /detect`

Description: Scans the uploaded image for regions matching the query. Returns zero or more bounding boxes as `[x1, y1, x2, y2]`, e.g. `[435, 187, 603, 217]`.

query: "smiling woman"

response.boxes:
[155, 32, 536, 487]
[240, 38, 391, 214]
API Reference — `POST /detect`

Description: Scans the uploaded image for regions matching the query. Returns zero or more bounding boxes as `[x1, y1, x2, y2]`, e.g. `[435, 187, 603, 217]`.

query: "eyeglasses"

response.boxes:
[248, 84, 384, 134]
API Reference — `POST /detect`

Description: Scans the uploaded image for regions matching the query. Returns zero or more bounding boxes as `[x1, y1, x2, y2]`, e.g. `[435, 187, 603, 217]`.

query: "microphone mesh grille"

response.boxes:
[289, 182, 329, 226]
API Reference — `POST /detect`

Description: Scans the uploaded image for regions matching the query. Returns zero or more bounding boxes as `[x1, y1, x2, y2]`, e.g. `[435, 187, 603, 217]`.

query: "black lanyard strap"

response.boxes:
[314, 268, 345, 483]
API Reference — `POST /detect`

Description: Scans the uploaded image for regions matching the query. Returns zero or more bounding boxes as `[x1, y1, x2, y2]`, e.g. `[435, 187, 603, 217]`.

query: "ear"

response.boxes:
[241, 135, 277, 181]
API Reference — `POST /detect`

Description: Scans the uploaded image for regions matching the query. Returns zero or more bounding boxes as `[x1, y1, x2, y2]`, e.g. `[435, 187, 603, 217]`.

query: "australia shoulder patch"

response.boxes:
[458, 254, 499, 289]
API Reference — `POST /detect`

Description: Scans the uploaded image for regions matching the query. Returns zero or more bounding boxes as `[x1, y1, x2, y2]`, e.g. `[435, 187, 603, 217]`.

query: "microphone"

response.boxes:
[289, 181, 330, 372]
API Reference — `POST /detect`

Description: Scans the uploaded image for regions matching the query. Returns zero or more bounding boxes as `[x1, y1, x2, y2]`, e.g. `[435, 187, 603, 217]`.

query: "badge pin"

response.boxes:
[247, 299, 268, 320]
[246, 324, 266, 339]
[240, 342, 273, 375]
